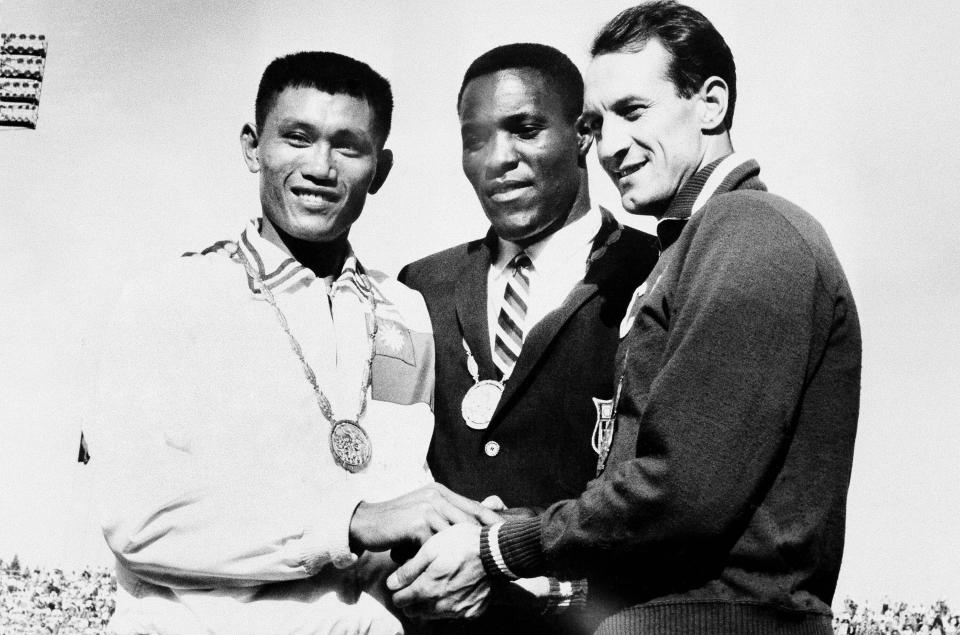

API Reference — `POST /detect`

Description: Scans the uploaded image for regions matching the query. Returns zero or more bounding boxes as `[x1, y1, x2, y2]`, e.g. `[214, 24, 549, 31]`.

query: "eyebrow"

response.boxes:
[584, 95, 649, 113]
[276, 117, 313, 129]
[277, 118, 373, 139]
[611, 96, 650, 110]
[460, 109, 548, 127]
[503, 111, 548, 126]
[331, 128, 370, 141]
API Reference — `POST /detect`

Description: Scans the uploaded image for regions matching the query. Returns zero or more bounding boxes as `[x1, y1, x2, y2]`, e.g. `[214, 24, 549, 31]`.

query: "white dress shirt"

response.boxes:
[486, 206, 602, 355]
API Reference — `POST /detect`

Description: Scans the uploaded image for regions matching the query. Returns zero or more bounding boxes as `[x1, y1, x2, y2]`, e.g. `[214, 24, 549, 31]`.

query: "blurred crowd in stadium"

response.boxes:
[834, 598, 960, 634]
[1, 558, 115, 634]
[3, 556, 959, 634]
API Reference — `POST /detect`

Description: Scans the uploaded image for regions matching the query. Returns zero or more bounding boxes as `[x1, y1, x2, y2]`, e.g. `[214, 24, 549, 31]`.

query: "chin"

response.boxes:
[620, 196, 645, 215]
[306, 230, 348, 244]
[622, 191, 666, 217]
[487, 212, 534, 241]
[288, 223, 345, 244]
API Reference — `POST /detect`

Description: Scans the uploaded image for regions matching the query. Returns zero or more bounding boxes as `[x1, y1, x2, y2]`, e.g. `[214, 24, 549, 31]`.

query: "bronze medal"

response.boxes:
[462, 380, 504, 430]
[330, 420, 372, 472]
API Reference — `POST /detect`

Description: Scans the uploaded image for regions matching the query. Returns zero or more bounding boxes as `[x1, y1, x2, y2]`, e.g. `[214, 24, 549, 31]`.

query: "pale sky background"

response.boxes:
[1, 0, 958, 611]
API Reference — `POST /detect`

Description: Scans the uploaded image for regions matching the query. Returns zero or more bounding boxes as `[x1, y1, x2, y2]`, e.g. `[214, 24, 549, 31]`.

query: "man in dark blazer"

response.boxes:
[399, 43, 658, 634]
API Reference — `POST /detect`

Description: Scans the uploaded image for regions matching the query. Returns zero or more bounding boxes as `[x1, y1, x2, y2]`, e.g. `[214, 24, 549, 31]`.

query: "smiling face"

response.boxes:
[582, 39, 709, 217]
[242, 86, 390, 248]
[459, 68, 585, 246]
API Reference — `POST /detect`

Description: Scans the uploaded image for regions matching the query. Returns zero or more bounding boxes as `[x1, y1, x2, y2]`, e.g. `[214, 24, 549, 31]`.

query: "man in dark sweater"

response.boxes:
[399, 44, 658, 633]
[386, 2, 861, 634]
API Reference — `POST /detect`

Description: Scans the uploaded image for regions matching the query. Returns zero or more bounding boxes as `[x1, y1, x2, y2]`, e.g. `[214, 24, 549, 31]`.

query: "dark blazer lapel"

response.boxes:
[455, 233, 497, 379]
[490, 208, 625, 423]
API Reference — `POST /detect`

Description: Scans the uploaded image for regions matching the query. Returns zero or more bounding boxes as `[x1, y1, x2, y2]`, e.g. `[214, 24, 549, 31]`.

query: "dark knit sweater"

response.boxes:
[481, 158, 862, 634]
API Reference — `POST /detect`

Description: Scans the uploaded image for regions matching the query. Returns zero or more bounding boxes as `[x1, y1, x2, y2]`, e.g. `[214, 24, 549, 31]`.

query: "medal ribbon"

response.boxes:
[462, 338, 513, 384]
[235, 248, 377, 470]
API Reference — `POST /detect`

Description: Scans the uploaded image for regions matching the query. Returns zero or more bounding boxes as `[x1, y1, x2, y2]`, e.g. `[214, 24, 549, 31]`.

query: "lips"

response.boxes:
[614, 161, 647, 180]
[609, 161, 648, 193]
[485, 179, 534, 202]
[291, 185, 340, 208]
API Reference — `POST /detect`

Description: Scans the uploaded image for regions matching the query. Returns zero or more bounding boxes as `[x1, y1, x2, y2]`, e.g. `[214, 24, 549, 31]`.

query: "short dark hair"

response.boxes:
[592, 0, 737, 130]
[457, 43, 584, 123]
[255, 51, 393, 144]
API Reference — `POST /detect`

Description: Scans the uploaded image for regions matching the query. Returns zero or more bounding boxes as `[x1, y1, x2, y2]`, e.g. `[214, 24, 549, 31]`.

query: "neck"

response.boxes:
[650, 135, 735, 219]
[566, 174, 592, 226]
[701, 133, 735, 168]
[260, 219, 349, 279]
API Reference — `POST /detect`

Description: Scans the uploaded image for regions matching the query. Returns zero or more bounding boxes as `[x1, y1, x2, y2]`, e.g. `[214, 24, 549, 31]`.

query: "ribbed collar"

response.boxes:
[236, 219, 372, 300]
[656, 153, 761, 251]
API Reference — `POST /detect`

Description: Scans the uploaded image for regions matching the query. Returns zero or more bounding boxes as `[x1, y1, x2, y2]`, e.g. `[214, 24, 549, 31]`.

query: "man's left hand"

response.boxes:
[386, 523, 489, 620]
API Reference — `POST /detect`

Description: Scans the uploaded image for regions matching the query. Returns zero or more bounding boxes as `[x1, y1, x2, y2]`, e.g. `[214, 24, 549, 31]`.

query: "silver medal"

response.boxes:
[461, 380, 504, 430]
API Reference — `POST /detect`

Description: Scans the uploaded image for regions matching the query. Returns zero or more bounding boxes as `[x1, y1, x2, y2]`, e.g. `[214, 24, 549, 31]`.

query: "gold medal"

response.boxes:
[462, 380, 504, 430]
[330, 420, 372, 472]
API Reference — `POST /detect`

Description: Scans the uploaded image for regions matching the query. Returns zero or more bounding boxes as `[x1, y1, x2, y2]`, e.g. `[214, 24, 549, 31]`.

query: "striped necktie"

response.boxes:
[493, 252, 531, 380]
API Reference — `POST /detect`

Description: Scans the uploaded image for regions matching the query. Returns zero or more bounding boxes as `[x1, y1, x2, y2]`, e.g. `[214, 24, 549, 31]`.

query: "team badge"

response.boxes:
[591, 397, 616, 475]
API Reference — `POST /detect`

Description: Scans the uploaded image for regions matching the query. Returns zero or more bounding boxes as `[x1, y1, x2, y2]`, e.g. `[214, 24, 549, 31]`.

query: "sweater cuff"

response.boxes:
[480, 517, 545, 580]
[299, 479, 367, 574]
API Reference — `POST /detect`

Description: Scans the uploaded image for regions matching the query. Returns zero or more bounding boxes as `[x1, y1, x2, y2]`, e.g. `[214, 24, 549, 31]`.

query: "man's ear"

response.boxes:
[575, 115, 594, 168]
[369, 148, 393, 194]
[698, 76, 729, 133]
[240, 123, 260, 173]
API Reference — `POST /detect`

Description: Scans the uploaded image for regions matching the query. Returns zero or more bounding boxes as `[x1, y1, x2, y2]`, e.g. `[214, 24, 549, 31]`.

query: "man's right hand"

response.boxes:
[349, 483, 502, 553]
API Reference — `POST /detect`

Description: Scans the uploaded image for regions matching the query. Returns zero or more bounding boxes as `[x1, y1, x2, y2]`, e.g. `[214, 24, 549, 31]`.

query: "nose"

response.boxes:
[484, 131, 519, 176]
[596, 117, 631, 174]
[301, 143, 337, 183]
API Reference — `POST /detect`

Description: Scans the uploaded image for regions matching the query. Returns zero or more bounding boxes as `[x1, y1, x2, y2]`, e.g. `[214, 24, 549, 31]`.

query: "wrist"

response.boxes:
[347, 500, 372, 554]
[480, 517, 545, 580]
[301, 483, 367, 573]
[480, 522, 517, 580]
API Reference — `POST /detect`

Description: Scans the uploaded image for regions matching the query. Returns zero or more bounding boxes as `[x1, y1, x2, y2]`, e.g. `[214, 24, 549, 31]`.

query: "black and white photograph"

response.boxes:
[1, 1, 958, 633]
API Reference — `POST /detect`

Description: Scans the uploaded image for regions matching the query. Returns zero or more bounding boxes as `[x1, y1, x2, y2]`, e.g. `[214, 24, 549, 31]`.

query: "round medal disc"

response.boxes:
[461, 380, 504, 430]
[329, 420, 372, 472]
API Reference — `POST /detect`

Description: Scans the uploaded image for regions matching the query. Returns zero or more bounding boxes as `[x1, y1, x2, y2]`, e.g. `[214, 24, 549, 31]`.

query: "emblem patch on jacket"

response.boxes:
[371, 317, 432, 407]
[375, 317, 415, 365]
[592, 397, 616, 475]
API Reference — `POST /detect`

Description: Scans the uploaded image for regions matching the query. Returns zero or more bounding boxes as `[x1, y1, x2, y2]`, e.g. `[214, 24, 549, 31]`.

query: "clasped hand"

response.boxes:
[380, 494, 516, 620]
[348, 487, 505, 621]
[348, 483, 500, 553]
[386, 522, 489, 620]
